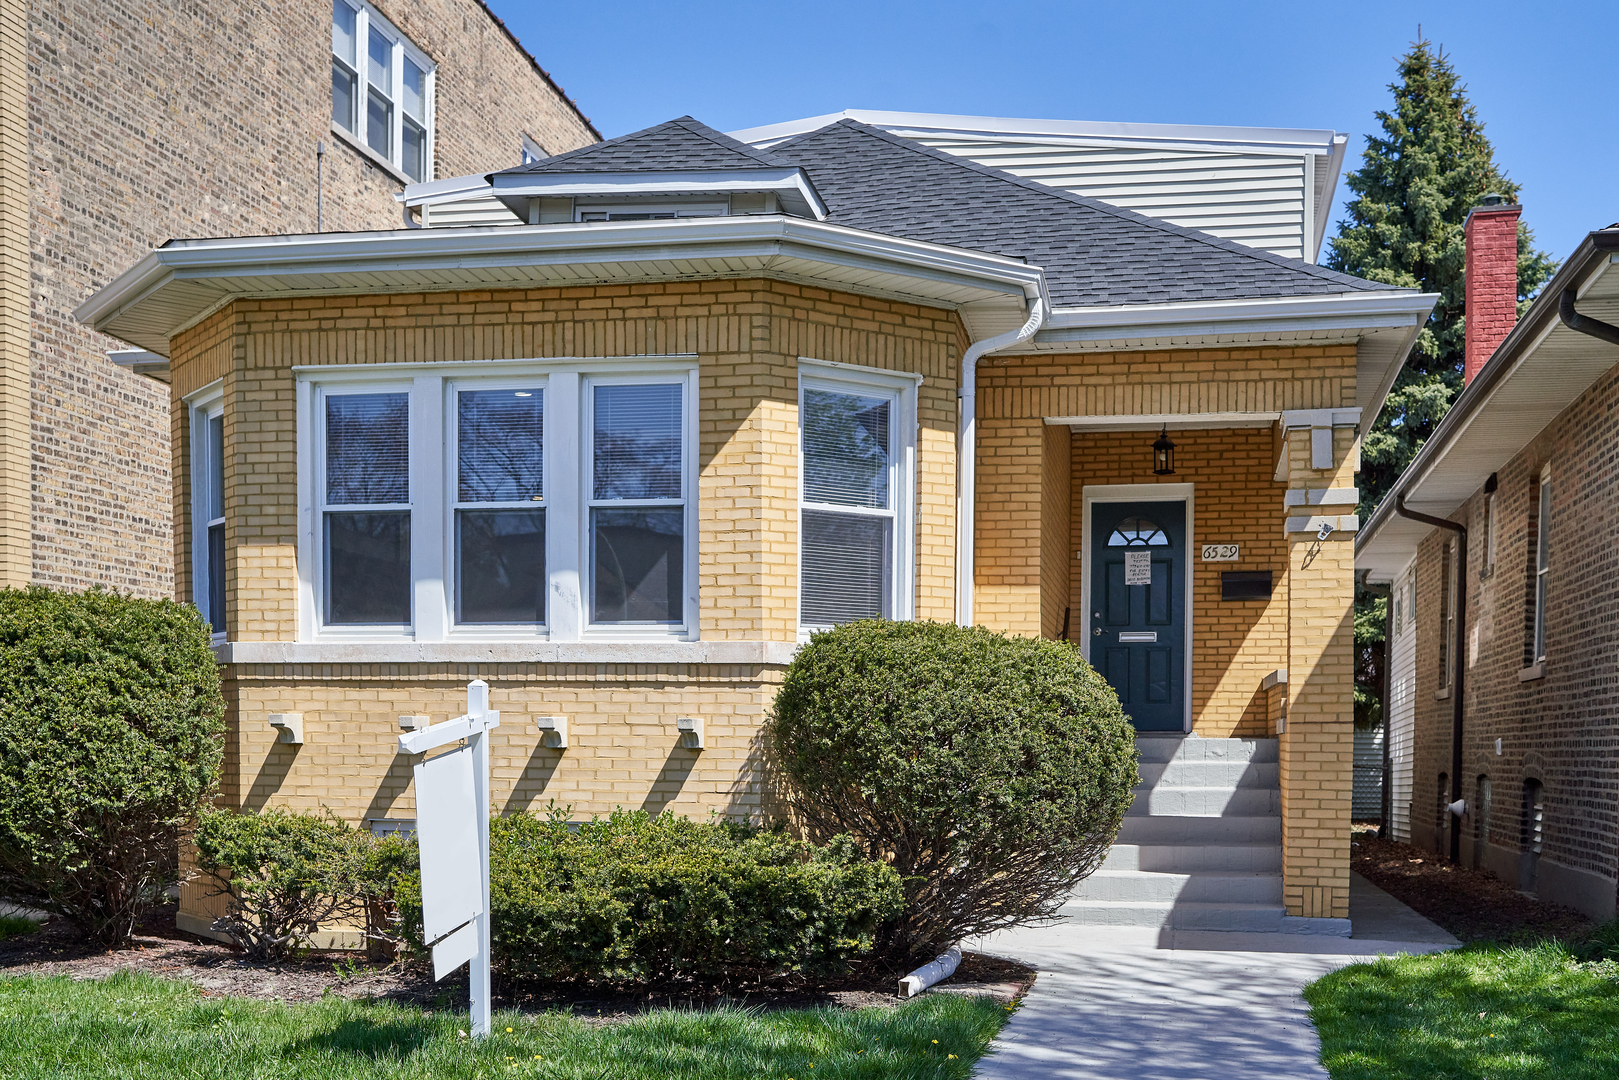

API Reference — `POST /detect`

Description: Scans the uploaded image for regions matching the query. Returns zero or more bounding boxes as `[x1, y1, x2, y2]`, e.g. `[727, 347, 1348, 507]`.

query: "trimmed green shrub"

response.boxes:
[396, 809, 903, 984]
[193, 808, 416, 960]
[0, 587, 225, 947]
[766, 620, 1138, 963]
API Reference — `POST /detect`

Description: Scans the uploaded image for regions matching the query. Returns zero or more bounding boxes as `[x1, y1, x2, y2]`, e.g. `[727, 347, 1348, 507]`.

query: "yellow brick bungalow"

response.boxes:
[78, 116, 1435, 938]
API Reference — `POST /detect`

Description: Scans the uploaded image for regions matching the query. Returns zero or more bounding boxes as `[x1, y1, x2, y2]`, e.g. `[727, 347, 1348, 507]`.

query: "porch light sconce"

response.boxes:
[1152, 425, 1176, 476]
[677, 716, 705, 750]
[267, 713, 304, 745]
[534, 715, 568, 749]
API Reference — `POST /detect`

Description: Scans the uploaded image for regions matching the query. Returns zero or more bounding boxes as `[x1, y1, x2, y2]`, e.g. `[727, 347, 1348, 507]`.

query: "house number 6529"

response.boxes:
[1201, 544, 1239, 562]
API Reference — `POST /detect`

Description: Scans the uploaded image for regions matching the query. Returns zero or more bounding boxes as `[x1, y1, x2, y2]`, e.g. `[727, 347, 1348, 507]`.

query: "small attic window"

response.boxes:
[576, 202, 727, 223]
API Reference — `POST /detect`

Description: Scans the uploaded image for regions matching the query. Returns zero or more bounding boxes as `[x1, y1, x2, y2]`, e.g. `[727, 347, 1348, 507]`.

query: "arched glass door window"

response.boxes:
[1107, 516, 1170, 547]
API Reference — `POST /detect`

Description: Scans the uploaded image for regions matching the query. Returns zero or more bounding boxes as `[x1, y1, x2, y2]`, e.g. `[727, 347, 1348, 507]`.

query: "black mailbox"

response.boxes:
[1221, 570, 1274, 601]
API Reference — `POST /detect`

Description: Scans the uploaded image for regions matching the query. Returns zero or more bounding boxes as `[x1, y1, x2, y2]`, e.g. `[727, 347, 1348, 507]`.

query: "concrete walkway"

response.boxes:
[968, 873, 1457, 1079]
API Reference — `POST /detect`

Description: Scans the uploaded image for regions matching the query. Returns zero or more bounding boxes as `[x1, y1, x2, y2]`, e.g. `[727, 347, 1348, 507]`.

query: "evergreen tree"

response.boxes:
[1329, 37, 1556, 520]
[1330, 38, 1556, 735]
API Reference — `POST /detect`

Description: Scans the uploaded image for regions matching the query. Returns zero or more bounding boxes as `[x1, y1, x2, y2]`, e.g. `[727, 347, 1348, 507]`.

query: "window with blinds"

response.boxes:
[455, 388, 545, 625]
[800, 382, 899, 628]
[322, 391, 411, 625]
[590, 383, 685, 624]
[190, 399, 226, 636]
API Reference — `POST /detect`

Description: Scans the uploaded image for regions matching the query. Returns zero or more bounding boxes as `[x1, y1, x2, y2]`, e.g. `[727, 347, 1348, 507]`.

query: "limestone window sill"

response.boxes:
[1434, 687, 1451, 701]
[329, 121, 413, 186]
[1518, 663, 1545, 682]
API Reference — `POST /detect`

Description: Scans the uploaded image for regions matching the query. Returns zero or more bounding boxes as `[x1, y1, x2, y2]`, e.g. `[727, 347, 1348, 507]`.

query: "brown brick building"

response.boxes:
[82, 116, 1434, 940]
[0, 0, 596, 596]
[1359, 217, 1619, 920]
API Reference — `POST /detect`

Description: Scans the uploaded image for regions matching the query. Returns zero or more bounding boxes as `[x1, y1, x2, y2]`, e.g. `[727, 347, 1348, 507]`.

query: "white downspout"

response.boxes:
[956, 292, 1047, 626]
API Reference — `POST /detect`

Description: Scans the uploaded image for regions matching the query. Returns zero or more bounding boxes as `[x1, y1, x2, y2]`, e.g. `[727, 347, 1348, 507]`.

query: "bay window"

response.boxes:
[332, 0, 433, 182]
[299, 362, 696, 642]
[798, 363, 916, 632]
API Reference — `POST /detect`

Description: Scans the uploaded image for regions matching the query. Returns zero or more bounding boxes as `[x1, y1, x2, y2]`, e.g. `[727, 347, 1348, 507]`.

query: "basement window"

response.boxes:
[332, 0, 434, 182]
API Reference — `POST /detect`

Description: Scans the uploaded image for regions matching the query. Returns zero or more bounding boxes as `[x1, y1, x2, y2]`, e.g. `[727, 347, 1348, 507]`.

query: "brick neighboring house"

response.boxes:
[1358, 211, 1619, 920]
[80, 114, 1436, 941]
[0, 0, 596, 598]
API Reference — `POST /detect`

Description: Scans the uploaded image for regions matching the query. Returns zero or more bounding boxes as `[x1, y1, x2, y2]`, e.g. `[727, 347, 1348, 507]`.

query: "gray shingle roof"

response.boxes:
[772, 120, 1398, 308]
[494, 115, 1402, 308]
[496, 116, 791, 175]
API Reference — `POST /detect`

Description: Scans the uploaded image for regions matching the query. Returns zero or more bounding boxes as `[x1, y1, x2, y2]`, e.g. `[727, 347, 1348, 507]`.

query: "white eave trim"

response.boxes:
[75, 215, 1046, 350]
[1047, 411, 1280, 432]
[1027, 291, 1438, 346]
[490, 168, 828, 220]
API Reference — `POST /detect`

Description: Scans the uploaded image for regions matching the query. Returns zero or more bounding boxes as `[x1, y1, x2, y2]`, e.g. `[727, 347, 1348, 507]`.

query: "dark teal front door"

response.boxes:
[1089, 500, 1186, 731]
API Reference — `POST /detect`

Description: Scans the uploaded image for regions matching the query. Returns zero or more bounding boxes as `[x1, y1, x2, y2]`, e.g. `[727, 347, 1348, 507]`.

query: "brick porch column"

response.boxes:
[1277, 411, 1359, 922]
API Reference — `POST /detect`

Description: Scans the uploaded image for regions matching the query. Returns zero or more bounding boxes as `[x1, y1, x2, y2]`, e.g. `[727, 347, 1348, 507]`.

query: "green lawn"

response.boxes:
[1306, 943, 1619, 1079]
[0, 970, 1010, 1079]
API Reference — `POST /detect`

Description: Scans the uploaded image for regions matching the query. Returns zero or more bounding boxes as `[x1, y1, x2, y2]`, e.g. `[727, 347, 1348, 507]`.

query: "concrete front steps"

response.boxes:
[1062, 734, 1350, 936]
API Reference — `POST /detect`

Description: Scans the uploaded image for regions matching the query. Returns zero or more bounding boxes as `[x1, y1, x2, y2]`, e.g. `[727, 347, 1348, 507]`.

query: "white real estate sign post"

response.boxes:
[399, 679, 499, 1038]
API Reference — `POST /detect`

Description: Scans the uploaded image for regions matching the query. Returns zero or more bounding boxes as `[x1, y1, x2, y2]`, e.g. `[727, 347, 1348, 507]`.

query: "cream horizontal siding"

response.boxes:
[1387, 560, 1418, 841]
[422, 195, 523, 227]
[916, 137, 1309, 260]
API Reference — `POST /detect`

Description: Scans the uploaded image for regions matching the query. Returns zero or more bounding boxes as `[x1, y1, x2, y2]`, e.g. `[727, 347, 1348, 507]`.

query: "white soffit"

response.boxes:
[75, 216, 1045, 356]
[729, 110, 1347, 262]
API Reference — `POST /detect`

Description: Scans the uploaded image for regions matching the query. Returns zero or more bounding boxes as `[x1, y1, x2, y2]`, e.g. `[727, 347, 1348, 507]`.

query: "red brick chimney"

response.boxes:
[1463, 196, 1522, 385]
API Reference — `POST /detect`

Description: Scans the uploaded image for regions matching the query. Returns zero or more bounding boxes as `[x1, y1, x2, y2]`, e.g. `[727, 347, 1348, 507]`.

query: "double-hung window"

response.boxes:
[589, 382, 687, 625]
[1533, 467, 1551, 663]
[454, 386, 546, 625]
[190, 392, 226, 637]
[301, 362, 696, 642]
[320, 390, 413, 626]
[798, 363, 915, 632]
[332, 0, 433, 182]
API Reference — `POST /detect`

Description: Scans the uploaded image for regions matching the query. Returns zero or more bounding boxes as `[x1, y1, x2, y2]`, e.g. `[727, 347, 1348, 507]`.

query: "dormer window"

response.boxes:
[576, 202, 728, 223]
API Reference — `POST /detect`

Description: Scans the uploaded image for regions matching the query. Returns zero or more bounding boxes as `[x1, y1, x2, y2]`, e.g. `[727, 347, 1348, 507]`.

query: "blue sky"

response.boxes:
[489, 0, 1616, 269]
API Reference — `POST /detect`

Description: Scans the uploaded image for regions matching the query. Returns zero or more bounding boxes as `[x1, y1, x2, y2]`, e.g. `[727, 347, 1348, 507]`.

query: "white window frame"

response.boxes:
[1533, 465, 1551, 664]
[295, 358, 698, 644]
[331, 0, 435, 183]
[187, 382, 226, 642]
[796, 358, 918, 638]
[574, 201, 729, 222]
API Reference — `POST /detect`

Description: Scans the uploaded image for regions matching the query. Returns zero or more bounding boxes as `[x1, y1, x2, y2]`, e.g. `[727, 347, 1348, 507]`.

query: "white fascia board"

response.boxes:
[1047, 410, 1280, 432]
[75, 216, 1045, 346]
[490, 168, 827, 220]
[1312, 135, 1348, 260]
[1029, 291, 1437, 346]
[729, 109, 1342, 156]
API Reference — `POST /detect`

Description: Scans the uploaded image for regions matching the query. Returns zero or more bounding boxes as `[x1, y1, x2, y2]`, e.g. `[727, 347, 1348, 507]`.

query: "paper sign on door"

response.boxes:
[1124, 550, 1152, 586]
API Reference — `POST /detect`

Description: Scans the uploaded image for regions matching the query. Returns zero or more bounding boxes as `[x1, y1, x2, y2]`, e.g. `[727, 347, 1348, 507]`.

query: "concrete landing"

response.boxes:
[967, 872, 1456, 1079]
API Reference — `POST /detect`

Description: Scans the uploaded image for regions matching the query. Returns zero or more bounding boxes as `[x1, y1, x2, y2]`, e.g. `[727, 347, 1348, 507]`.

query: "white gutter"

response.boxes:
[1029, 292, 1439, 344]
[957, 292, 1047, 626]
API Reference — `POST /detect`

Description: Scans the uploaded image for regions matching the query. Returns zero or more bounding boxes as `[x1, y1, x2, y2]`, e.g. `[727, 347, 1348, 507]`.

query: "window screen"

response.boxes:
[590, 384, 684, 624]
[323, 393, 410, 625]
[456, 389, 545, 624]
[800, 386, 895, 627]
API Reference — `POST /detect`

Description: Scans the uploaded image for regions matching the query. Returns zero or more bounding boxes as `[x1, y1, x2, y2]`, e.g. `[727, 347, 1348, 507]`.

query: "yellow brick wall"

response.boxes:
[1066, 426, 1288, 738]
[1039, 422, 1072, 640]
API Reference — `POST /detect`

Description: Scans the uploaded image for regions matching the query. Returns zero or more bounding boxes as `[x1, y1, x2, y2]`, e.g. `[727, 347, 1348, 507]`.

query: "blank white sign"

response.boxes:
[415, 746, 483, 944]
[432, 919, 479, 980]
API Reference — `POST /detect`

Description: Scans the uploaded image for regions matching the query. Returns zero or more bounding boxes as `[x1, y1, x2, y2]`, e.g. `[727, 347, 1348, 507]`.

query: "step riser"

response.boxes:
[1126, 787, 1280, 817]
[1074, 872, 1282, 905]
[1135, 760, 1280, 791]
[1057, 901, 1286, 932]
[1103, 844, 1283, 873]
[1133, 736, 1279, 765]
[1116, 816, 1282, 844]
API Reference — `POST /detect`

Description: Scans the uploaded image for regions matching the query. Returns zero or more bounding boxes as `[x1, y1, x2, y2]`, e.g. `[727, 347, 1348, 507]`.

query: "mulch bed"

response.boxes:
[0, 903, 1033, 1018]
[1351, 827, 1594, 944]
